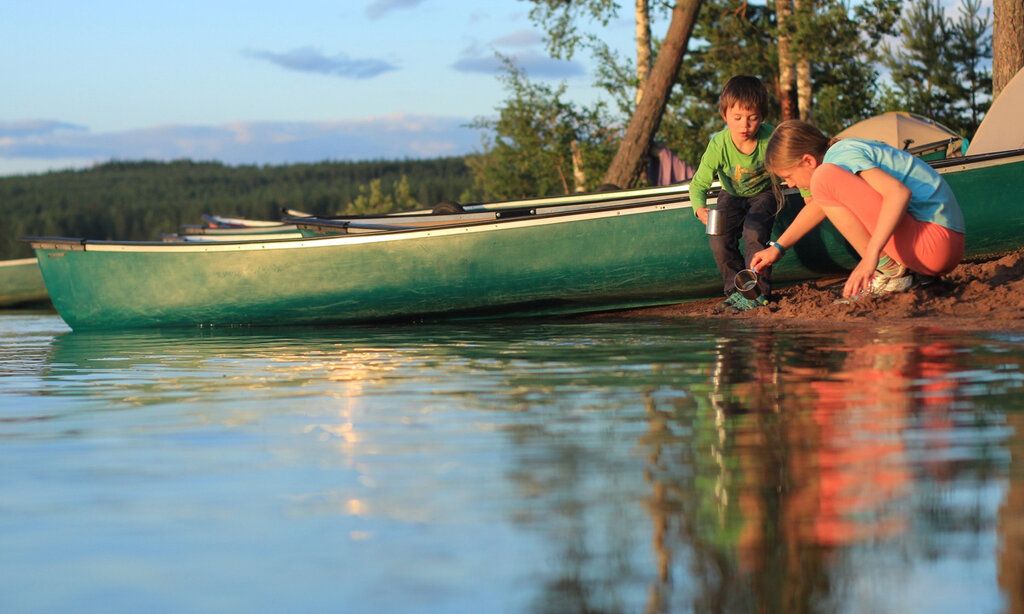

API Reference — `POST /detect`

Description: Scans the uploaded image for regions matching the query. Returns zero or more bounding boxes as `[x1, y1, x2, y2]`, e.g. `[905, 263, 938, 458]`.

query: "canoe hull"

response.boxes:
[33, 201, 857, 330]
[0, 258, 49, 308]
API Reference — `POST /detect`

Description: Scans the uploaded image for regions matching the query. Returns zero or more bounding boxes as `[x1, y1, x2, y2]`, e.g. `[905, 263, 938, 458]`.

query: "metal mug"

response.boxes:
[705, 206, 725, 236]
[734, 268, 760, 299]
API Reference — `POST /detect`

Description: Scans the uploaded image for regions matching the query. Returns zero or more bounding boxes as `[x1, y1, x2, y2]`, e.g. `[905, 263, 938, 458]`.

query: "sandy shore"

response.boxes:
[593, 247, 1024, 329]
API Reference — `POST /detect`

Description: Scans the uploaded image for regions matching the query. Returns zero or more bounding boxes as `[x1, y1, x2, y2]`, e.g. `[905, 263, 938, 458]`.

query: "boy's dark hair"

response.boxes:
[718, 76, 770, 117]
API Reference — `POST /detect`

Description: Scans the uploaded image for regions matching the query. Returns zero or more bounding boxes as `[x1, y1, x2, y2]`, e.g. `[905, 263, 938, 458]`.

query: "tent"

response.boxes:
[836, 112, 962, 159]
[967, 66, 1024, 155]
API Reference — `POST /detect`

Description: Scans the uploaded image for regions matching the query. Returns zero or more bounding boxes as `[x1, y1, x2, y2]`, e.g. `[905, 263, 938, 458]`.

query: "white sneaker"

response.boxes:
[869, 268, 914, 294]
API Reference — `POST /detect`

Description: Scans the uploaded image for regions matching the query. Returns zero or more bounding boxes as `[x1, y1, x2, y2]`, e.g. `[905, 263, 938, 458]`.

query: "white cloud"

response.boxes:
[244, 47, 398, 80]
[491, 29, 543, 49]
[452, 50, 584, 79]
[365, 0, 425, 19]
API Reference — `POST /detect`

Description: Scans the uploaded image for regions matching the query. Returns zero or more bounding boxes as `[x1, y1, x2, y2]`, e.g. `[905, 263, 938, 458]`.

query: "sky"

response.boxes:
[0, 0, 637, 177]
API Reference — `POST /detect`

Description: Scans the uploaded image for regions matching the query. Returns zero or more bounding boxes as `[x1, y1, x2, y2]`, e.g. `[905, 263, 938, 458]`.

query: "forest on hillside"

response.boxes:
[0, 157, 476, 259]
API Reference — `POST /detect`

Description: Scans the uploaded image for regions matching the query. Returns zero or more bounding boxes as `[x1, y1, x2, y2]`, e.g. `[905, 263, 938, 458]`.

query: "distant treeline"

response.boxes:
[0, 157, 476, 259]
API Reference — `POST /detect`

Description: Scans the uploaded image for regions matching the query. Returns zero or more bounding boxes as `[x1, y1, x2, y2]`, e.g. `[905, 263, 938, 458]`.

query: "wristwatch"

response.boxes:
[767, 240, 787, 256]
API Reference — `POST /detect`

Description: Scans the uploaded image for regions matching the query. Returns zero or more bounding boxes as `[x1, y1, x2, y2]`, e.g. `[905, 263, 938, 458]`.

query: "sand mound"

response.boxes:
[600, 248, 1024, 329]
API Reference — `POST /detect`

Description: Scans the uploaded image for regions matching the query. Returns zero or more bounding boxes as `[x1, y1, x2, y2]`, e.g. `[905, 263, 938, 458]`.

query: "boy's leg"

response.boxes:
[707, 192, 749, 295]
[742, 190, 777, 296]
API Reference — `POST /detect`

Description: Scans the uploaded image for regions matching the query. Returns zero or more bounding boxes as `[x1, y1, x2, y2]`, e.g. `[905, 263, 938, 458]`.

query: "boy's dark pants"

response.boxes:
[709, 190, 777, 297]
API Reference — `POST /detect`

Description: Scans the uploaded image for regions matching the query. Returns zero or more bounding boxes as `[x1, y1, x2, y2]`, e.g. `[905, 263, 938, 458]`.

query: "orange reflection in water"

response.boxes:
[640, 328, 974, 609]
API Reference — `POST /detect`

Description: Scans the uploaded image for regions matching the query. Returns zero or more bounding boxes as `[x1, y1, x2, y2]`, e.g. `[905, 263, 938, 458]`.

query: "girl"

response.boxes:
[750, 120, 965, 299]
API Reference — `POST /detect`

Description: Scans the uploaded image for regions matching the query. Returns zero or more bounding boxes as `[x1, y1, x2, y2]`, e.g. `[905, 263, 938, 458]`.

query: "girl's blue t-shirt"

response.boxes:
[823, 138, 965, 233]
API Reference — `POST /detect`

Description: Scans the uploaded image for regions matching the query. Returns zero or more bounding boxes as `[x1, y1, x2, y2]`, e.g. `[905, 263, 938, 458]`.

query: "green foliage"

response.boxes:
[0, 158, 476, 259]
[799, 0, 900, 135]
[882, 0, 991, 136]
[468, 59, 618, 200]
[522, 0, 621, 59]
[884, 0, 959, 124]
[948, 0, 992, 134]
[344, 175, 422, 215]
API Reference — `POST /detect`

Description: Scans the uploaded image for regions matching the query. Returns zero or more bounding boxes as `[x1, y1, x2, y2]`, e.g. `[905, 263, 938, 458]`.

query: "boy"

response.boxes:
[689, 76, 776, 311]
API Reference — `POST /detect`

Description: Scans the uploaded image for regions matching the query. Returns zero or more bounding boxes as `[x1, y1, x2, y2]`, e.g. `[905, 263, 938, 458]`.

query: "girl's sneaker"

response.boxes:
[869, 263, 914, 294]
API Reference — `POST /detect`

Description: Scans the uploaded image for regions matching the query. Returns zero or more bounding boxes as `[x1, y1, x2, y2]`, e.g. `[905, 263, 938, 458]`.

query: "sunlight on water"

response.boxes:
[2, 314, 1024, 612]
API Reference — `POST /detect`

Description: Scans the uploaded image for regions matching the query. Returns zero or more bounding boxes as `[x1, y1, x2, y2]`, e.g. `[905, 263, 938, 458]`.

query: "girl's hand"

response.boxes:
[843, 255, 880, 298]
[750, 247, 780, 273]
[695, 208, 709, 224]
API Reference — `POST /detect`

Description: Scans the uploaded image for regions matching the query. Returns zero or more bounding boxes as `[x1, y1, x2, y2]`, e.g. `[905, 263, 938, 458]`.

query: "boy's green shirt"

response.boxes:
[689, 123, 774, 211]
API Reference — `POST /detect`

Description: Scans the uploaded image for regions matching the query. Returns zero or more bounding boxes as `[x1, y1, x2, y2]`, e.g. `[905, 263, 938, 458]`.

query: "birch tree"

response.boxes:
[635, 0, 652, 103]
[793, 0, 814, 121]
[776, 0, 798, 120]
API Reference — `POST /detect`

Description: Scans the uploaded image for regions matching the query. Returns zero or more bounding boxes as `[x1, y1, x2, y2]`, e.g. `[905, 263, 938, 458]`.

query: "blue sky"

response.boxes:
[0, 0, 636, 176]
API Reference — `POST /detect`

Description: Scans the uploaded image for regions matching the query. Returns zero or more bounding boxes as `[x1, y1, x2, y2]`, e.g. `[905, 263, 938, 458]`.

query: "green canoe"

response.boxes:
[26, 148, 1024, 331]
[0, 258, 50, 308]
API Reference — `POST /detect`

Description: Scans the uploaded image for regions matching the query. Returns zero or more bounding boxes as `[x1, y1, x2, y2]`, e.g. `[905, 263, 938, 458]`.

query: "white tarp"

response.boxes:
[967, 66, 1024, 155]
[836, 111, 960, 150]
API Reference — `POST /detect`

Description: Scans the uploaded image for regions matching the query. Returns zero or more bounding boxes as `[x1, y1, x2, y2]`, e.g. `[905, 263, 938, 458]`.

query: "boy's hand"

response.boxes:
[695, 208, 709, 224]
[750, 247, 780, 273]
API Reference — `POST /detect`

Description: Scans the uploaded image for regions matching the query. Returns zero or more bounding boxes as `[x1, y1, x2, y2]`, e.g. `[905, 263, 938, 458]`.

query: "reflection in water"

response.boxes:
[2, 318, 1024, 611]
[635, 326, 1024, 612]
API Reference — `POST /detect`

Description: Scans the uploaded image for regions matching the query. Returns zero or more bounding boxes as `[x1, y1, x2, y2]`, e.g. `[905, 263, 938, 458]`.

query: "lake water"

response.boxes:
[2, 312, 1024, 613]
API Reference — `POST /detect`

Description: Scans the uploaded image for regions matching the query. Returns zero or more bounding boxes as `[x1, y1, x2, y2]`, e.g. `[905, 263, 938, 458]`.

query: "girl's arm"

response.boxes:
[842, 167, 911, 296]
[749, 195, 825, 272]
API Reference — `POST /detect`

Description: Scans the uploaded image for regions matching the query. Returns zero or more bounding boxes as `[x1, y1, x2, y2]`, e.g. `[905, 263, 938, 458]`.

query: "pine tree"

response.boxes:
[949, 0, 993, 135]
[883, 0, 961, 127]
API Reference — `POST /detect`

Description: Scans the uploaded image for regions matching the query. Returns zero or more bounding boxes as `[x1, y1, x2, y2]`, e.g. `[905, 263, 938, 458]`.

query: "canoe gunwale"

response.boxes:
[931, 147, 1024, 170]
[25, 195, 697, 254]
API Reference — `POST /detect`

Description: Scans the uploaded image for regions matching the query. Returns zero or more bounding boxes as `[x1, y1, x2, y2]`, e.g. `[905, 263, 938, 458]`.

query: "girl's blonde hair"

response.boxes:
[765, 120, 837, 211]
[764, 119, 832, 174]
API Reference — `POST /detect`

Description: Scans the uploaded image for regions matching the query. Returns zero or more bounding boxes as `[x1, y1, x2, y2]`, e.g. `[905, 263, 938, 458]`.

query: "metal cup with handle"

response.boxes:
[734, 268, 760, 299]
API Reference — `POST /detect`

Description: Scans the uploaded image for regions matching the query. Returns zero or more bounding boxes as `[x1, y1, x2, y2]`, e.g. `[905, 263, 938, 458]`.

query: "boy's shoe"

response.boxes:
[713, 291, 744, 314]
[728, 294, 768, 312]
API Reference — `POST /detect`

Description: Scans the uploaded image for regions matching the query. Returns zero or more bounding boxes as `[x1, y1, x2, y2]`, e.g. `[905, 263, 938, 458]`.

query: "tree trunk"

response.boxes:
[796, 56, 812, 121]
[635, 0, 652, 104]
[993, 0, 1024, 97]
[776, 0, 797, 120]
[570, 140, 587, 193]
[794, 0, 813, 121]
[603, 0, 702, 188]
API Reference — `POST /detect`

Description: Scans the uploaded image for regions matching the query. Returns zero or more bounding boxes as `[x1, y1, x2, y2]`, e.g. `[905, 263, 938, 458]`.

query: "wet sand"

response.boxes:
[595, 247, 1024, 330]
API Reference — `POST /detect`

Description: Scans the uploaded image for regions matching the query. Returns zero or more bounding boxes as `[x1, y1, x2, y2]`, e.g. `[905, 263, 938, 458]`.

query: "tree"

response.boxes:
[882, 0, 992, 136]
[793, 0, 814, 120]
[949, 0, 992, 134]
[993, 0, 1024, 97]
[603, 0, 703, 187]
[526, 0, 703, 188]
[883, 0, 960, 125]
[776, 0, 798, 120]
[467, 60, 617, 199]
[806, 0, 899, 135]
[635, 0, 652, 104]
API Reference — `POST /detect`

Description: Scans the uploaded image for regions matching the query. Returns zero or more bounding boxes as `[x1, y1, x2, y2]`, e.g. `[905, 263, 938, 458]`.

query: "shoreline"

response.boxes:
[588, 247, 1024, 330]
